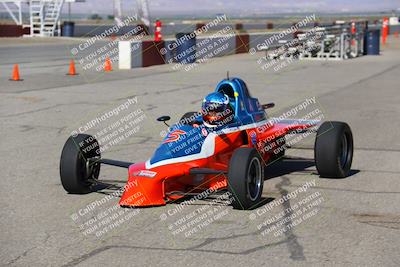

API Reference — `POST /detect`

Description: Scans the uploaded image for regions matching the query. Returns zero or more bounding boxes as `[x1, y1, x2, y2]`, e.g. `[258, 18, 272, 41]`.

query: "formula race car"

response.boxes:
[60, 77, 353, 210]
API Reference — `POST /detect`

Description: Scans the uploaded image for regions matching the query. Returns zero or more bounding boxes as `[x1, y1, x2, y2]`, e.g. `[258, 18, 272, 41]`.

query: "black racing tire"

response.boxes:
[228, 148, 264, 210]
[60, 134, 101, 194]
[314, 121, 353, 178]
[179, 111, 200, 125]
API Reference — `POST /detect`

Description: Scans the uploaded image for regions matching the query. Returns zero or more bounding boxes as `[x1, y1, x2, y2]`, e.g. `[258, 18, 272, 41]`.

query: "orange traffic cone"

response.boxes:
[67, 60, 77, 75]
[10, 64, 23, 81]
[104, 57, 112, 72]
[382, 17, 388, 46]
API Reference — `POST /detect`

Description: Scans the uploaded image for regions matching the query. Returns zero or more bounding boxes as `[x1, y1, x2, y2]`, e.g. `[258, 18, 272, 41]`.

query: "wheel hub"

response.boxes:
[247, 157, 262, 201]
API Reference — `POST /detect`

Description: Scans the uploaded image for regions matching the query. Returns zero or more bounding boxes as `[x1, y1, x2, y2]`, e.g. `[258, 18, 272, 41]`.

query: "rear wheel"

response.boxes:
[60, 134, 101, 194]
[314, 121, 353, 178]
[228, 148, 264, 210]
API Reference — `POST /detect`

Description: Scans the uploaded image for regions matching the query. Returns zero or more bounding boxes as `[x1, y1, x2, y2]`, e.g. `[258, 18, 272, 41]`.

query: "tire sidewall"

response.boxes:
[315, 121, 353, 178]
[60, 134, 100, 193]
[228, 148, 264, 209]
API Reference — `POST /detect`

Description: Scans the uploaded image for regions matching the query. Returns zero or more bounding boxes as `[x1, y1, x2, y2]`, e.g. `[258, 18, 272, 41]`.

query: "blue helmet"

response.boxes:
[202, 92, 234, 127]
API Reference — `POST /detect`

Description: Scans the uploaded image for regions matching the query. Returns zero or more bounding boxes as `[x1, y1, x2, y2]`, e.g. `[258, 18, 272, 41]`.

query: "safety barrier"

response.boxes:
[118, 20, 400, 69]
[119, 33, 257, 69]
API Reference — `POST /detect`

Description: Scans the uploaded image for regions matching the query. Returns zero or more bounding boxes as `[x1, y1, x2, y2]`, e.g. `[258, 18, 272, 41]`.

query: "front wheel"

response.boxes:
[314, 121, 353, 178]
[228, 148, 264, 210]
[60, 134, 101, 194]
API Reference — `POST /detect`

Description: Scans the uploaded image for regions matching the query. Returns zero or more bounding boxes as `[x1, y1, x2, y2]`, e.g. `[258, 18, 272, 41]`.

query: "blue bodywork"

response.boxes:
[150, 124, 207, 165]
[149, 78, 266, 165]
[215, 78, 266, 124]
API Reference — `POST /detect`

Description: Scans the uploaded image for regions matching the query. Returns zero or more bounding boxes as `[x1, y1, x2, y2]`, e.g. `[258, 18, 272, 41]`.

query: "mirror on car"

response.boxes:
[262, 103, 275, 110]
[157, 116, 171, 122]
[157, 116, 171, 127]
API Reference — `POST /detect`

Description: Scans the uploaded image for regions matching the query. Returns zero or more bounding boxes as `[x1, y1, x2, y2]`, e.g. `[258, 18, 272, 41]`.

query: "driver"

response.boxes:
[201, 92, 235, 128]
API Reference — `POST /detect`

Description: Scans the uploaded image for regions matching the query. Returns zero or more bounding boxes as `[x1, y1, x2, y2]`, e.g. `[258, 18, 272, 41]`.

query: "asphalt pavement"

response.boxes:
[1, 36, 399, 266]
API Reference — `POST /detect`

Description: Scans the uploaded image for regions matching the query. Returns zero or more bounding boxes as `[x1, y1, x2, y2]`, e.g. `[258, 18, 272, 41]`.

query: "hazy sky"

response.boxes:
[68, 0, 400, 15]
